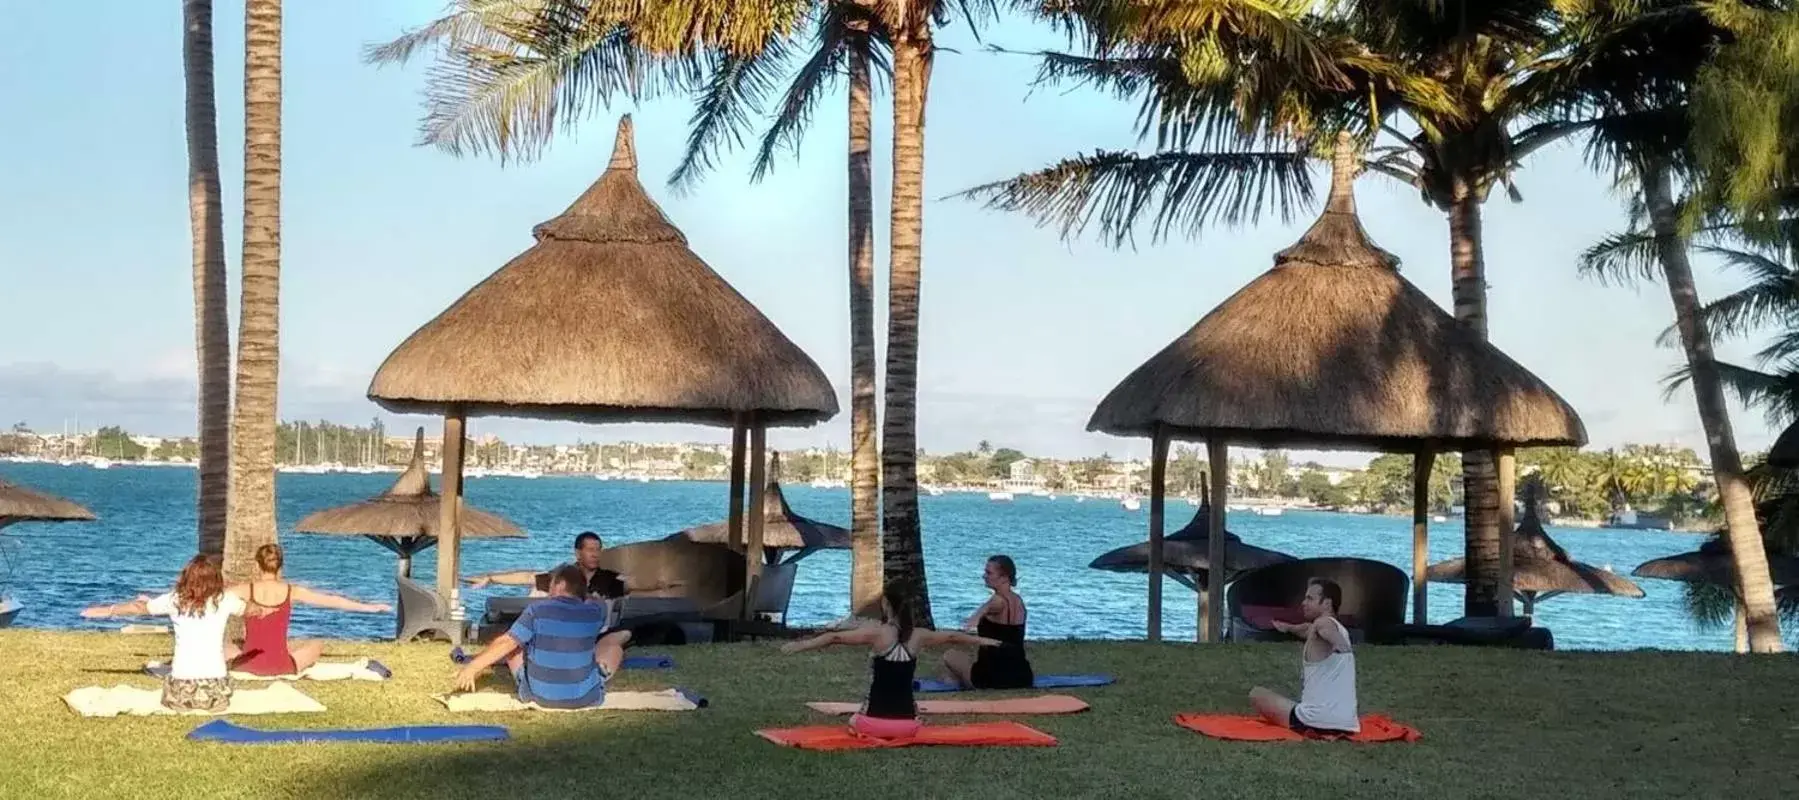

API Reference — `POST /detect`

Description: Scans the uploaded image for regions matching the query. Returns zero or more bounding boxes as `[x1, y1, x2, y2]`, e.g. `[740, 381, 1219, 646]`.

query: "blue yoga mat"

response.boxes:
[449, 647, 673, 670]
[913, 674, 1116, 693]
[187, 719, 509, 744]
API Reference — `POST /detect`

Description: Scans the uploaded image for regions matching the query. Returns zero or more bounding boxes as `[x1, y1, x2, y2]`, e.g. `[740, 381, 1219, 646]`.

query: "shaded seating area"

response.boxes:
[365, 115, 839, 643]
[1083, 133, 1587, 642]
[1224, 557, 1408, 643]
[669, 454, 849, 565]
[293, 429, 524, 642]
[0, 479, 97, 627]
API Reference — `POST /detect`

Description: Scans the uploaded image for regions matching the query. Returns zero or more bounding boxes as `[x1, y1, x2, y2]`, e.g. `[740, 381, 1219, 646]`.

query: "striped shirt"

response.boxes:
[508, 596, 610, 709]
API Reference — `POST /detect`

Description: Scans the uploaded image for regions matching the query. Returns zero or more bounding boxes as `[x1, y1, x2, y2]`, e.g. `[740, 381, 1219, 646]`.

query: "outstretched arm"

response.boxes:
[917, 629, 1003, 650]
[81, 595, 153, 619]
[293, 585, 392, 613]
[1271, 620, 1312, 640]
[781, 626, 881, 654]
[452, 634, 519, 692]
[961, 595, 1000, 631]
[464, 570, 538, 588]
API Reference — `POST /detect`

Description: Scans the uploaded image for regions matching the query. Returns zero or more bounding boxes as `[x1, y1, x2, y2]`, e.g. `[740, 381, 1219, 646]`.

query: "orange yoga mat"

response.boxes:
[1173, 713, 1422, 743]
[757, 721, 1059, 751]
[804, 695, 1090, 716]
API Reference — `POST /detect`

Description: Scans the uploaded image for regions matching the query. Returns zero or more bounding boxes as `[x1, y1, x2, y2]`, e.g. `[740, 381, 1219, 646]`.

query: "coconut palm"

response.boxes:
[369, 1, 901, 615]
[224, 0, 285, 583]
[962, 0, 1593, 616]
[1557, 0, 1787, 650]
[182, 0, 231, 556]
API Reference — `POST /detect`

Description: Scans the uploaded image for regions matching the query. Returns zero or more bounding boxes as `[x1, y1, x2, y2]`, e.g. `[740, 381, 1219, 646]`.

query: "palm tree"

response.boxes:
[1562, 0, 1786, 650]
[224, 0, 284, 583]
[369, 1, 891, 615]
[182, 0, 231, 556]
[962, 1, 1595, 616]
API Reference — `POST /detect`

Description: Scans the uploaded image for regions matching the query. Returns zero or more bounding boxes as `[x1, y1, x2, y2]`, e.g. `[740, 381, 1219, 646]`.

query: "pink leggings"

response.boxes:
[849, 713, 922, 739]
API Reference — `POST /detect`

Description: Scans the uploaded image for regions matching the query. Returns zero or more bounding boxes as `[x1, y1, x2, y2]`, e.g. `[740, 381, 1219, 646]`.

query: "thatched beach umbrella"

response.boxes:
[367, 116, 837, 632]
[1090, 134, 1586, 642]
[1634, 534, 1799, 652]
[0, 480, 97, 530]
[1767, 420, 1799, 469]
[1427, 480, 1642, 617]
[293, 429, 523, 577]
[670, 454, 849, 564]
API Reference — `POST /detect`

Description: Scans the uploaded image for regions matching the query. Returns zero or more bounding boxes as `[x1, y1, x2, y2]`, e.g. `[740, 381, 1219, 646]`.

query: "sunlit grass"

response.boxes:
[1, 630, 1796, 799]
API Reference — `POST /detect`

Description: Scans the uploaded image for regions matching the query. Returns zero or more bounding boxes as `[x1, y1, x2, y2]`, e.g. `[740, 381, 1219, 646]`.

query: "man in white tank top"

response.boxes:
[1249, 577, 1360, 733]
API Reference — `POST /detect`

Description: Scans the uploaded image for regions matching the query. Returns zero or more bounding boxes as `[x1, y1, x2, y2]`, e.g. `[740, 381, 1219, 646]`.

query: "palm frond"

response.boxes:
[748, 7, 885, 182]
[952, 148, 1315, 248]
[1662, 360, 1799, 427]
[667, 40, 795, 192]
[1578, 227, 1662, 286]
[365, 0, 554, 67]
[1675, 242, 1799, 340]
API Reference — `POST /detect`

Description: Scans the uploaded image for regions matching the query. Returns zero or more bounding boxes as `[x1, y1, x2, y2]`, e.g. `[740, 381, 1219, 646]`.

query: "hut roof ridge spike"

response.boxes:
[1273, 132, 1399, 271]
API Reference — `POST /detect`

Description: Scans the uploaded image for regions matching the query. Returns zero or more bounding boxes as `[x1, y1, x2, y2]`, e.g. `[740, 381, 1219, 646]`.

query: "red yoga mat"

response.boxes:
[805, 695, 1090, 716]
[1173, 713, 1422, 743]
[757, 721, 1059, 751]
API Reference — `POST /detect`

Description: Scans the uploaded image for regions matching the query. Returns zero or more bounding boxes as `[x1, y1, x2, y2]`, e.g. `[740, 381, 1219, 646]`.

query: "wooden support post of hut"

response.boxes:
[366, 115, 837, 643]
[743, 419, 769, 620]
[1204, 440, 1229, 642]
[436, 411, 466, 613]
[1146, 429, 1168, 641]
[1084, 131, 1585, 641]
[1411, 450, 1434, 624]
[728, 414, 748, 552]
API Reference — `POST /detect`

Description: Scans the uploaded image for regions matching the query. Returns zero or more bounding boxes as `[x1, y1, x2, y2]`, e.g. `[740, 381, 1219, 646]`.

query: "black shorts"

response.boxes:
[1288, 707, 1318, 733]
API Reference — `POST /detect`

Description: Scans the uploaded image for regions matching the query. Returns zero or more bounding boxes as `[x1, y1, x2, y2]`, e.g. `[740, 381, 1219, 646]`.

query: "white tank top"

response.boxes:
[1294, 616, 1359, 732]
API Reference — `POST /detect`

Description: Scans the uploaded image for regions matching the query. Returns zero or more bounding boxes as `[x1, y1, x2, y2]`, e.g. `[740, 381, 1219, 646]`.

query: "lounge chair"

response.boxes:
[1224, 557, 1409, 643]
[396, 575, 463, 644]
[752, 561, 799, 624]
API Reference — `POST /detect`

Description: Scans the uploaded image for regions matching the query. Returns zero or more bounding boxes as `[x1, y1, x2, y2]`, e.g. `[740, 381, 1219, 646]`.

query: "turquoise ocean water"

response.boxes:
[0, 462, 1767, 651]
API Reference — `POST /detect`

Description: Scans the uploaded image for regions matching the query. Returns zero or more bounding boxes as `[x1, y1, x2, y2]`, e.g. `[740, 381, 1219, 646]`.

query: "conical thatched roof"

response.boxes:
[1090, 505, 1293, 579]
[367, 116, 839, 428]
[293, 429, 522, 540]
[1768, 419, 1799, 468]
[1633, 535, 1799, 587]
[1087, 135, 1586, 452]
[1428, 481, 1641, 597]
[669, 453, 849, 552]
[0, 480, 96, 528]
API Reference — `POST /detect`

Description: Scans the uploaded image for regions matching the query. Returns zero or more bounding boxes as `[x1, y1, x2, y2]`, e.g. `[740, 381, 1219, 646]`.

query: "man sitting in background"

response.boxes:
[453, 565, 629, 709]
[465, 531, 629, 599]
[1248, 577, 1360, 734]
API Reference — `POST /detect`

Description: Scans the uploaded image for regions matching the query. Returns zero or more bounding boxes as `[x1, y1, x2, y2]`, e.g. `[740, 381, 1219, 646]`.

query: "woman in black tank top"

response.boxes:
[783, 582, 1000, 738]
[941, 555, 1034, 690]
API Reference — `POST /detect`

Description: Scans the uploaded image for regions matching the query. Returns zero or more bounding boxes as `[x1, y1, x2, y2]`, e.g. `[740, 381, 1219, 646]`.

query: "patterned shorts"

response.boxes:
[162, 677, 234, 713]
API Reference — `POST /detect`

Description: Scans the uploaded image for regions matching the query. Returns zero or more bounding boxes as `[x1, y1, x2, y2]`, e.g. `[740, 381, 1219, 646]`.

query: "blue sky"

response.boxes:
[0, 1, 1782, 465]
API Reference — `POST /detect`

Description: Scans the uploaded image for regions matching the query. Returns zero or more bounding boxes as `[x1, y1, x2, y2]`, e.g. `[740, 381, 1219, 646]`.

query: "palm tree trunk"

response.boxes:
[183, 0, 231, 557]
[1448, 186, 1504, 616]
[1641, 159, 1783, 653]
[847, 37, 883, 618]
[880, 22, 934, 626]
[225, 0, 283, 584]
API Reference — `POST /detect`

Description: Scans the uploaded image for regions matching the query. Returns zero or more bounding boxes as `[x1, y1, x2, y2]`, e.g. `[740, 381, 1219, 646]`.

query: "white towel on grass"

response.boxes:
[144, 658, 388, 682]
[63, 683, 326, 717]
[435, 689, 699, 713]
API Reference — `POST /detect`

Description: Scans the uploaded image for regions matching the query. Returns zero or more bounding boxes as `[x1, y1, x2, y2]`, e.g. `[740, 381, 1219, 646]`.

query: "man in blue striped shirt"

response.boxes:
[453, 565, 628, 709]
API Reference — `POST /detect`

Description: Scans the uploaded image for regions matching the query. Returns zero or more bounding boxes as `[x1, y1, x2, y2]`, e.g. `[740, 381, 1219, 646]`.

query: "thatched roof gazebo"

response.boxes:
[670, 454, 849, 564]
[293, 428, 523, 577]
[1634, 533, 1799, 652]
[1427, 478, 1642, 617]
[0, 480, 97, 530]
[367, 116, 838, 637]
[1091, 134, 1586, 641]
[1090, 506, 1295, 627]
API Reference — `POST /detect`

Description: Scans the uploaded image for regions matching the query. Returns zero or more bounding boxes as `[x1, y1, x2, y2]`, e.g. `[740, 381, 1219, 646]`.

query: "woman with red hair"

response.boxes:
[83, 554, 245, 712]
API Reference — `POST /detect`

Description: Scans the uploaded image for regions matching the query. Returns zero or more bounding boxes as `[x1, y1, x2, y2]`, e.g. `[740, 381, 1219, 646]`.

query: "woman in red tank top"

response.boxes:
[226, 544, 392, 676]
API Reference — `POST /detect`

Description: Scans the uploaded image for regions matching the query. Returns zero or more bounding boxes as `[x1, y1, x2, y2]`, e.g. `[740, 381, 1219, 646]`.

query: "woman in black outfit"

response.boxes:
[782, 583, 999, 738]
[941, 555, 1035, 690]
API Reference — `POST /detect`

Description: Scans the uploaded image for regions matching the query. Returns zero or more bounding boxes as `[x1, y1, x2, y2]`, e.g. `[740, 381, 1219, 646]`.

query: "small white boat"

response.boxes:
[0, 594, 19, 628]
[1187, 496, 1201, 507]
[1254, 506, 1284, 516]
[1121, 496, 1142, 511]
[1431, 515, 1447, 523]
[988, 491, 1014, 502]
[926, 486, 944, 496]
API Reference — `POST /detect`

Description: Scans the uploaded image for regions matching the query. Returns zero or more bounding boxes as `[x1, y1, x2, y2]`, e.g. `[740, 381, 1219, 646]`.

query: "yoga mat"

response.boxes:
[913, 674, 1114, 693]
[806, 695, 1090, 715]
[1173, 713, 1422, 743]
[757, 721, 1058, 751]
[435, 688, 707, 713]
[187, 719, 509, 744]
[449, 647, 672, 670]
[146, 659, 392, 682]
[64, 683, 326, 717]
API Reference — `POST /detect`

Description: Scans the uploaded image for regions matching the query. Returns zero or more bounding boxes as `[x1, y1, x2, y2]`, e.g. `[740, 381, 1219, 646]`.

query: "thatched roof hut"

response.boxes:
[1633, 536, 1799, 587]
[670, 455, 848, 564]
[293, 429, 522, 576]
[1092, 133, 1586, 641]
[0, 480, 96, 530]
[1428, 481, 1642, 615]
[367, 116, 838, 428]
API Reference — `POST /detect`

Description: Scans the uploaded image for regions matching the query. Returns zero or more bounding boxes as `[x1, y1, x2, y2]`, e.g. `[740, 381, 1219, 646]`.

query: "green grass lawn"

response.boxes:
[2, 630, 1796, 799]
